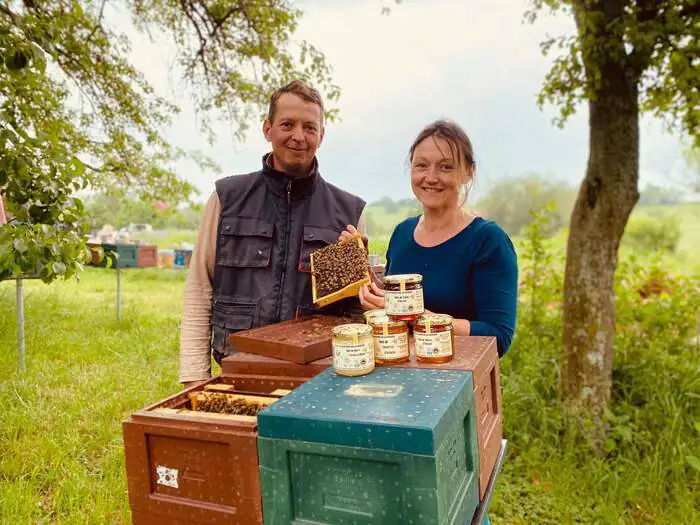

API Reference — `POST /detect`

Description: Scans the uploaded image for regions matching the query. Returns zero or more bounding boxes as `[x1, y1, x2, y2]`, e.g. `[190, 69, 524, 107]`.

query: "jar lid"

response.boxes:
[415, 314, 453, 328]
[363, 309, 386, 322]
[367, 314, 406, 330]
[384, 273, 423, 285]
[332, 323, 372, 338]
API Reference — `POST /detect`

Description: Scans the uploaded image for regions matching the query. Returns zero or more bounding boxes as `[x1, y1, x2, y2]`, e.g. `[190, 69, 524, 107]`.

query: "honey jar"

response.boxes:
[331, 324, 375, 377]
[384, 274, 424, 321]
[368, 314, 409, 364]
[414, 314, 454, 363]
[363, 309, 387, 324]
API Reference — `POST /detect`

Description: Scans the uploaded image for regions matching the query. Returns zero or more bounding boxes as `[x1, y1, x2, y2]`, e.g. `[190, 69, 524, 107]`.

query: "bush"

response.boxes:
[622, 214, 681, 253]
[492, 209, 700, 524]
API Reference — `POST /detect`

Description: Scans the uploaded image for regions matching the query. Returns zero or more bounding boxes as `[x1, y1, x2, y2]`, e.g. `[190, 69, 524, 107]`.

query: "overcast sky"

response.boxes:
[120, 0, 690, 205]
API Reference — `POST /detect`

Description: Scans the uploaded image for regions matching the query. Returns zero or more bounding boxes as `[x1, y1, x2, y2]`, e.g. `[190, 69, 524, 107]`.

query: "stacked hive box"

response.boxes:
[388, 337, 502, 499]
[174, 248, 193, 269]
[87, 243, 138, 268]
[257, 367, 480, 525]
[221, 347, 332, 378]
[123, 375, 306, 524]
[137, 245, 158, 268]
[222, 336, 502, 500]
[158, 249, 175, 268]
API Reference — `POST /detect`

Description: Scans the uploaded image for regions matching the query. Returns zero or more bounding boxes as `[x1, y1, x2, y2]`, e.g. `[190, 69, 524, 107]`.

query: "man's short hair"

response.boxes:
[267, 80, 324, 124]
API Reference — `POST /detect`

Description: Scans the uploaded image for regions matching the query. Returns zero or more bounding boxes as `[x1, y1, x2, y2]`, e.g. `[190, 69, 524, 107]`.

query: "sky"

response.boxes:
[118, 0, 691, 205]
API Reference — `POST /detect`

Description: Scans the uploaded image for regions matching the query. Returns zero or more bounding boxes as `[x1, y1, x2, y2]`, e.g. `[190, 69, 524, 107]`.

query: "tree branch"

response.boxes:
[0, 3, 19, 23]
[180, 0, 210, 77]
[201, 2, 240, 41]
[85, 0, 108, 43]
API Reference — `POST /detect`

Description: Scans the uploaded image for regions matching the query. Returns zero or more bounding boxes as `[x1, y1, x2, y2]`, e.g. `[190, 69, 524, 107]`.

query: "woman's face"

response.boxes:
[410, 136, 468, 212]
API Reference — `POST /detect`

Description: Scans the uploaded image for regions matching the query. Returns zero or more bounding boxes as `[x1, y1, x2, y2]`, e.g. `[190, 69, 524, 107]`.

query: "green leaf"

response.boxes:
[604, 439, 616, 453]
[15, 157, 29, 178]
[13, 239, 28, 253]
[616, 426, 632, 442]
[686, 456, 700, 472]
[30, 43, 47, 74]
[68, 157, 85, 176]
[73, 197, 84, 213]
[51, 261, 67, 276]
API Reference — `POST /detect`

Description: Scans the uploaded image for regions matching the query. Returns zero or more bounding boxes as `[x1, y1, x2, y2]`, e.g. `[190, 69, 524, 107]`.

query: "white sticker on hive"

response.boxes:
[156, 465, 179, 489]
[344, 384, 403, 398]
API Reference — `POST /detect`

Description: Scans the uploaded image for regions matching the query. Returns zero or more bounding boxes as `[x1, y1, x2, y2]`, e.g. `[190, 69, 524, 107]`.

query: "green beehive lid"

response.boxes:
[257, 367, 473, 455]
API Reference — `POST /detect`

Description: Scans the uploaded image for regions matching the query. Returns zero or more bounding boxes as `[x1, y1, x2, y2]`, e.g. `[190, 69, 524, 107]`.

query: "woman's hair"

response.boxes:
[408, 119, 476, 202]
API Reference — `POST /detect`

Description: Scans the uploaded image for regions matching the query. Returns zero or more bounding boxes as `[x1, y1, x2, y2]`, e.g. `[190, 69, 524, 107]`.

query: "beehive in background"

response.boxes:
[136, 245, 158, 268]
[257, 367, 480, 525]
[158, 249, 174, 269]
[173, 248, 193, 269]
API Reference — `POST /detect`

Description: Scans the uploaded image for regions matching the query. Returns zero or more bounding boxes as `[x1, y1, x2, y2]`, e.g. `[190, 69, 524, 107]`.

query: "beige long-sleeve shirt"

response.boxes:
[179, 191, 366, 383]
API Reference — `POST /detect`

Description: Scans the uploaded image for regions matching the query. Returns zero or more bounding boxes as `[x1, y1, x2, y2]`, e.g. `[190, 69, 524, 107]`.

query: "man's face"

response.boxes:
[263, 93, 324, 177]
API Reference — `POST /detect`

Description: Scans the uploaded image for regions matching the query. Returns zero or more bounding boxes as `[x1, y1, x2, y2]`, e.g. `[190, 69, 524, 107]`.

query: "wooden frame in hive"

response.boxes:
[310, 235, 370, 308]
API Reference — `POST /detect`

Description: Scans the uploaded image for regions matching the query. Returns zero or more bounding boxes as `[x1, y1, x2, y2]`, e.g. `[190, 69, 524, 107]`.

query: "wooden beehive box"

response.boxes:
[225, 336, 503, 501]
[137, 245, 158, 268]
[386, 336, 503, 499]
[311, 236, 370, 308]
[257, 367, 480, 524]
[122, 375, 303, 525]
[174, 248, 192, 269]
[227, 315, 354, 364]
[221, 351, 332, 379]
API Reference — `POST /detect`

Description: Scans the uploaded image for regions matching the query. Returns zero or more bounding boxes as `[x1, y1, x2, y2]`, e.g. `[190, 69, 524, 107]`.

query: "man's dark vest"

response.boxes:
[210, 154, 366, 363]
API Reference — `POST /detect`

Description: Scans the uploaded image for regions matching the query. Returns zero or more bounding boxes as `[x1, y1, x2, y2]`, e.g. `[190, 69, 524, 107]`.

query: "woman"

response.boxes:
[342, 119, 518, 357]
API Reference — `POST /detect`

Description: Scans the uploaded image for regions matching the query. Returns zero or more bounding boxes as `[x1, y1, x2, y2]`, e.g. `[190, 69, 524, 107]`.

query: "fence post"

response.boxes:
[16, 278, 25, 373]
[116, 267, 121, 324]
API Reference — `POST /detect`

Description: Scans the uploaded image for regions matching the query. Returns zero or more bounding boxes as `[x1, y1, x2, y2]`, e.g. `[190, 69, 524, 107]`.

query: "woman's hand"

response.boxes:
[359, 281, 385, 310]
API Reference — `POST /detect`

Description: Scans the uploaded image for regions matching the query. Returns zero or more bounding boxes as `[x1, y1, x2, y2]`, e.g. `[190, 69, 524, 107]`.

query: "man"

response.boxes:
[180, 80, 366, 387]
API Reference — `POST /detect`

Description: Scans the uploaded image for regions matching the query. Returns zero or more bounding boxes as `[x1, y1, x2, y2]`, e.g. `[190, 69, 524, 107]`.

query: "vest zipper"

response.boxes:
[275, 180, 293, 321]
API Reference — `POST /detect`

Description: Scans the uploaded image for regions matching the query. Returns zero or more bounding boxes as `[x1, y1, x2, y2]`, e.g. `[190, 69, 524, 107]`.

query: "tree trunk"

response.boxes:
[561, 58, 640, 432]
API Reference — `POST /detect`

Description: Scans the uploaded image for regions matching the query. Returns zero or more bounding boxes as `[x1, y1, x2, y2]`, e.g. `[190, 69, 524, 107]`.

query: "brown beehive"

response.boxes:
[385, 336, 503, 499]
[188, 391, 272, 416]
[221, 351, 333, 378]
[122, 376, 299, 525]
[311, 236, 370, 307]
[228, 315, 355, 364]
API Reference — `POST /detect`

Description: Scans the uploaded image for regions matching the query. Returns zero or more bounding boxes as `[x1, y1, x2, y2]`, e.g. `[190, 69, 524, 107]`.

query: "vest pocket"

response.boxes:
[218, 216, 273, 268]
[298, 225, 340, 273]
[211, 299, 257, 357]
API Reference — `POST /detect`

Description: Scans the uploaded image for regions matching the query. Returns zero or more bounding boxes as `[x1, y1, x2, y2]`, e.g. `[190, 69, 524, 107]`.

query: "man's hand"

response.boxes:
[359, 281, 385, 310]
[338, 224, 369, 250]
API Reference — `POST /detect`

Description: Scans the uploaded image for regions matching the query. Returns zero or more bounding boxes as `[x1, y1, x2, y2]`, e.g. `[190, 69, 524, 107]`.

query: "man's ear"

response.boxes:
[263, 119, 272, 142]
[318, 125, 325, 148]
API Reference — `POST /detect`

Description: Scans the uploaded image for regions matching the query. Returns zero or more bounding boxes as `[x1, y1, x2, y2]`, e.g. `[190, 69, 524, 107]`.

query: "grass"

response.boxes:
[1, 232, 698, 523]
[0, 268, 206, 524]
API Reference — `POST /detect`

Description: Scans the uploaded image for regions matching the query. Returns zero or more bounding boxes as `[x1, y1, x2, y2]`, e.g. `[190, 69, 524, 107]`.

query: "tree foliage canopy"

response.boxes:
[0, 0, 337, 282]
[527, 0, 699, 144]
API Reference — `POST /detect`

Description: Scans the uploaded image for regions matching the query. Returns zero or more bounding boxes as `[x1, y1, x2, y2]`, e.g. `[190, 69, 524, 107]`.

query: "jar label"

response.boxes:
[415, 332, 453, 358]
[385, 289, 424, 316]
[374, 332, 409, 360]
[333, 341, 375, 371]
